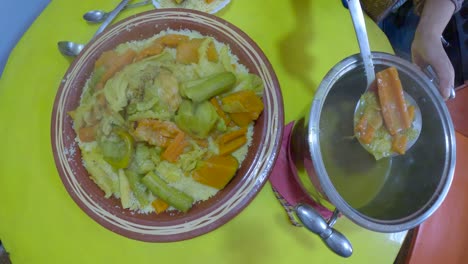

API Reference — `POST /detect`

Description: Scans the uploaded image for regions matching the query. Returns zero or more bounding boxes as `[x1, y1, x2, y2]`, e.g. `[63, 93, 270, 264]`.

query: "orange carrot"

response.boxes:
[162, 132, 188, 163]
[217, 127, 248, 155]
[151, 198, 169, 214]
[205, 0, 215, 3]
[392, 133, 408, 154]
[355, 115, 375, 144]
[407, 105, 415, 123]
[192, 155, 239, 189]
[218, 136, 247, 155]
[376, 67, 411, 135]
[210, 97, 231, 125]
[217, 127, 248, 145]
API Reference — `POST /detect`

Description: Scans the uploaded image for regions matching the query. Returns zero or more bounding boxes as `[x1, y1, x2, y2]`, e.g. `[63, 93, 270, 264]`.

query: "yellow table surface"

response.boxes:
[0, 0, 407, 263]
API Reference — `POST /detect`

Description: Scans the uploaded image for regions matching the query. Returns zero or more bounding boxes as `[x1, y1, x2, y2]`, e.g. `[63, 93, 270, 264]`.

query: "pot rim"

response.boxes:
[308, 52, 456, 232]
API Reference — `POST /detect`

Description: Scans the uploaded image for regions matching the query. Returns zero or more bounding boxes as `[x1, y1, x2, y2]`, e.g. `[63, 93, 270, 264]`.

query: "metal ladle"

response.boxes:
[347, 0, 422, 157]
[83, 0, 150, 23]
[58, 0, 130, 57]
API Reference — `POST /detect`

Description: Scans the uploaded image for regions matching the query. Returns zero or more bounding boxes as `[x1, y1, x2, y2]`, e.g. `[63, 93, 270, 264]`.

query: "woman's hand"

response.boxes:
[411, 31, 454, 99]
[411, 0, 456, 100]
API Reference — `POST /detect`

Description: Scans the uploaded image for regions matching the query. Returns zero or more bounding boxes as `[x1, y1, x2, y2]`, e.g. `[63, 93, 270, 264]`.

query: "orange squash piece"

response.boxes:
[176, 38, 218, 64]
[206, 41, 218, 62]
[220, 90, 264, 126]
[151, 198, 169, 214]
[158, 34, 190, 47]
[95, 49, 136, 89]
[135, 42, 164, 61]
[176, 38, 204, 64]
[192, 155, 239, 189]
[376, 67, 411, 135]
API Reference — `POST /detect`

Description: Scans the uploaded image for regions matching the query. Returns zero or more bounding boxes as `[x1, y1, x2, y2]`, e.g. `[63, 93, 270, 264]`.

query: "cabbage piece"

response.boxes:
[82, 149, 120, 198]
[174, 100, 218, 139]
[128, 143, 155, 174]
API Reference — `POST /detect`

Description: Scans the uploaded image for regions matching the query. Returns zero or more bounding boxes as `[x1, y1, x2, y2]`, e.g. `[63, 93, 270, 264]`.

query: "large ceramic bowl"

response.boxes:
[51, 9, 284, 242]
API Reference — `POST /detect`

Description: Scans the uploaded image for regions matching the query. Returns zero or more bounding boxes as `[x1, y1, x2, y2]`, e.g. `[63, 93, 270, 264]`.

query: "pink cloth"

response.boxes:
[269, 122, 333, 220]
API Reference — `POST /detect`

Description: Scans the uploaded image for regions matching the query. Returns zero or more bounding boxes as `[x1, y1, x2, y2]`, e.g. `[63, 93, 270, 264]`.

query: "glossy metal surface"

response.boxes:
[348, 0, 422, 156]
[83, 0, 150, 23]
[347, 0, 374, 88]
[423, 65, 456, 100]
[296, 204, 353, 258]
[290, 52, 456, 233]
[58, 0, 129, 57]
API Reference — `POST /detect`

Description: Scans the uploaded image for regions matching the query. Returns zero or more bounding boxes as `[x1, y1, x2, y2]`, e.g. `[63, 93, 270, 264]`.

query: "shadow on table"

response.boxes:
[278, 0, 316, 93]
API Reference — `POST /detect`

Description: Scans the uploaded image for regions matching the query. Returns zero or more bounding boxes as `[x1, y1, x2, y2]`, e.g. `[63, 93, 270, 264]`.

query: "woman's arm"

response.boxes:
[411, 0, 462, 99]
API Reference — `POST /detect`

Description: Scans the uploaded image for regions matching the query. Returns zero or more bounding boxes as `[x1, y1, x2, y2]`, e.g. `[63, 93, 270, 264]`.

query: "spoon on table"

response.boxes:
[83, 0, 150, 23]
[347, 0, 422, 157]
[58, 0, 130, 57]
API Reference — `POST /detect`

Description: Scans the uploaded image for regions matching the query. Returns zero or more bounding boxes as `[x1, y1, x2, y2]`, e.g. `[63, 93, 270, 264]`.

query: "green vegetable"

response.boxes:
[174, 100, 218, 139]
[180, 72, 236, 103]
[126, 170, 150, 207]
[82, 150, 120, 198]
[142, 171, 194, 212]
[118, 169, 133, 209]
[99, 130, 134, 169]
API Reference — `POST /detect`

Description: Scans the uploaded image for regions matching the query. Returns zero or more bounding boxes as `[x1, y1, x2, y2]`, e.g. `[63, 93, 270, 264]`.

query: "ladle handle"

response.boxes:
[94, 0, 130, 37]
[347, 0, 375, 88]
[295, 203, 353, 258]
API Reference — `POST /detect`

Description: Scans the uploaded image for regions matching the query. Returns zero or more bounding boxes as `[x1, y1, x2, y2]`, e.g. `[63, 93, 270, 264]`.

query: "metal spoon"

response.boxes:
[58, 0, 130, 57]
[347, 0, 422, 158]
[83, 0, 150, 23]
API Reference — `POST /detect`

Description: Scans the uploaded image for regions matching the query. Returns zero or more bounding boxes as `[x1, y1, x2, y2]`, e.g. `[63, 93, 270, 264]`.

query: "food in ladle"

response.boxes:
[354, 67, 418, 160]
[69, 30, 265, 214]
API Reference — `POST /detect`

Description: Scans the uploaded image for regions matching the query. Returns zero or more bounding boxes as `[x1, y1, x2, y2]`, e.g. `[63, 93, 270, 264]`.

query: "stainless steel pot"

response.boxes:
[290, 52, 456, 257]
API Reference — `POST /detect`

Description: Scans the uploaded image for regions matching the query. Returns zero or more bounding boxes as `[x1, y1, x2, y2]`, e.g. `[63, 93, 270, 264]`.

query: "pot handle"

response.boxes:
[295, 203, 353, 258]
[423, 65, 456, 100]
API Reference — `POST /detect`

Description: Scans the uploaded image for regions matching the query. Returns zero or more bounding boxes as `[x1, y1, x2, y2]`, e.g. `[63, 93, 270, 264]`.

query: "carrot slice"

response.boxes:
[162, 132, 189, 163]
[376, 67, 411, 135]
[355, 115, 375, 144]
[218, 136, 247, 156]
[192, 155, 239, 189]
[210, 97, 231, 125]
[407, 105, 415, 123]
[392, 133, 408, 154]
[217, 127, 248, 145]
[151, 198, 169, 214]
